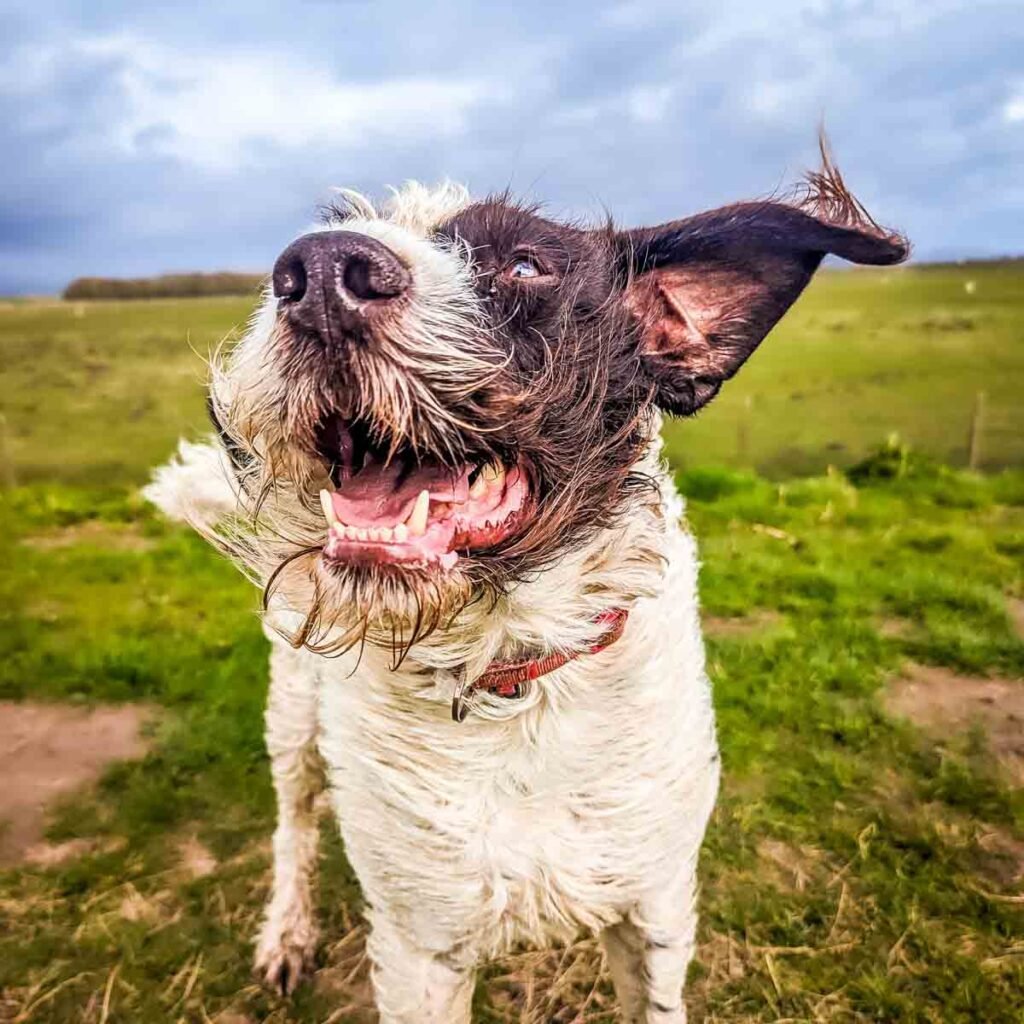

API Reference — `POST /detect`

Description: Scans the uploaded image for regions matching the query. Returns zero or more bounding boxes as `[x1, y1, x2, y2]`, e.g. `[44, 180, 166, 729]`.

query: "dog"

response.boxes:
[145, 145, 907, 1022]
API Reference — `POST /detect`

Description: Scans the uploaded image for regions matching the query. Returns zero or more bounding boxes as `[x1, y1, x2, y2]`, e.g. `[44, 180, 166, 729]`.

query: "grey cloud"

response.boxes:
[1, 0, 1022, 292]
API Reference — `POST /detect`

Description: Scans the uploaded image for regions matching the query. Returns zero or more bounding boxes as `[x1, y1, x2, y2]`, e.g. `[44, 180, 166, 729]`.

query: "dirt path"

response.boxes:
[0, 701, 151, 866]
[885, 664, 1024, 786]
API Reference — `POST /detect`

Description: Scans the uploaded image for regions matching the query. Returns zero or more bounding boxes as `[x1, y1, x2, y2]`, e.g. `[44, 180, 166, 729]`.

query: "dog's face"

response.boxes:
[212, 160, 906, 650]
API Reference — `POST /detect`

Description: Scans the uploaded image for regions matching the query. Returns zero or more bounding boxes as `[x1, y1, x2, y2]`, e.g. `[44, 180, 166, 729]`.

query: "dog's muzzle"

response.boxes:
[272, 230, 411, 338]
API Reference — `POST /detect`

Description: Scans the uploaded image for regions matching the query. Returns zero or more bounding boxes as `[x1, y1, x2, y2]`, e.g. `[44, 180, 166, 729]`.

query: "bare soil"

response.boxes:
[885, 664, 1024, 786]
[1007, 596, 1024, 640]
[0, 701, 151, 865]
[703, 609, 782, 639]
[21, 520, 154, 552]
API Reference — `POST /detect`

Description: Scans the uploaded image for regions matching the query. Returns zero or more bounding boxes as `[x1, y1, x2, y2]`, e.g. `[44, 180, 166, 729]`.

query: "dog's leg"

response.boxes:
[601, 917, 649, 1022]
[253, 642, 322, 995]
[602, 873, 700, 1024]
[366, 915, 476, 1024]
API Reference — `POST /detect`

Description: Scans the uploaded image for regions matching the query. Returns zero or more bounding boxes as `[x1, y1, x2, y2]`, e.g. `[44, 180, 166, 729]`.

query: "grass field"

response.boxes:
[2, 263, 1023, 487]
[0, 264, 1022, 1022]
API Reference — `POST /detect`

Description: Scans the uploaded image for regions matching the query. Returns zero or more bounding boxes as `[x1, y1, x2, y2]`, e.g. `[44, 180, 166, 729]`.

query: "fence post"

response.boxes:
[967, 391, 986, 471]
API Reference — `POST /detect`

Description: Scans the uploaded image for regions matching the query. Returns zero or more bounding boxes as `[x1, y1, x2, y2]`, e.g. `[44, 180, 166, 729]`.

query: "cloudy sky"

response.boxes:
[2, 0, 1022, 293]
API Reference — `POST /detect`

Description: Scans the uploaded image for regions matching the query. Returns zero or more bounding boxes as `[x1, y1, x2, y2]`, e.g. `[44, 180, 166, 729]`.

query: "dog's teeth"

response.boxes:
[319, 489, 336, 525]
[482, 462, 505, 488]
[330, 522, 345, 540]
[344, 525, 358, 540]
[378, 526, 393, 543]
[394, 522, 409, 543]
[469, 472, 487, 500]
[355, 527, 368, 541]
[408, 489, 429, 536]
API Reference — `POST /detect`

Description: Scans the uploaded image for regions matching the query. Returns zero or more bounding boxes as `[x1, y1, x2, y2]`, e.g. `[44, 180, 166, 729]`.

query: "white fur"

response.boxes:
[146, 182, 720, 1022]
[141, 438, 240, 529]
[151, 446, 718, 1023]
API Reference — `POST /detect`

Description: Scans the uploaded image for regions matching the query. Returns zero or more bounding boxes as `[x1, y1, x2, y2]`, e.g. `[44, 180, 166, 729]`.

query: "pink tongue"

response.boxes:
[331, 457, 470, 527]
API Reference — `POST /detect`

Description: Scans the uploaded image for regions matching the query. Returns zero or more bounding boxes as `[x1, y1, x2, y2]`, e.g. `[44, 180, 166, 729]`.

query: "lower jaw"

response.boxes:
[320, 506, 526, 572]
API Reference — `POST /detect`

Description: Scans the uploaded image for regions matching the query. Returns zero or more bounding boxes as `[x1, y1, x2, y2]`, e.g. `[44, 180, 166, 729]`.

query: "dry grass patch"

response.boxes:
[756, 838, 827, 893]
[875, 615, 917, 640]
[20, 520, 154, 553]
[885, 664, 1024, 785]
[704, 610, 783, 640]
[177, 834, 218, 880]
[1007, 596, 1024, 640]
[485, 937, 615, 1023]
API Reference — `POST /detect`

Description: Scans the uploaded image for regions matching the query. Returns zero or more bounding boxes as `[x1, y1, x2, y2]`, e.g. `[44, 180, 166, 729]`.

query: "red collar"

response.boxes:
[451, 608, 629, 721]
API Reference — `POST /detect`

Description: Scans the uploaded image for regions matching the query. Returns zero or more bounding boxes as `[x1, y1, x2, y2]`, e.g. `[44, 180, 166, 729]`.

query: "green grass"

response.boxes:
[0, 267, 1023, 1021]
[0, 295, 254, 486]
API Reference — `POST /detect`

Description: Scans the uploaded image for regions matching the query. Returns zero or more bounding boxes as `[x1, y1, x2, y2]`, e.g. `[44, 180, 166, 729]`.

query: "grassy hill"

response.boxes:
[2, 262, 1021, 489]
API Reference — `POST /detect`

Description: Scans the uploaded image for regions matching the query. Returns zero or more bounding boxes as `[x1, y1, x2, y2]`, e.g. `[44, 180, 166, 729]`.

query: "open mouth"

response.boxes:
[314, 420, 531, 570]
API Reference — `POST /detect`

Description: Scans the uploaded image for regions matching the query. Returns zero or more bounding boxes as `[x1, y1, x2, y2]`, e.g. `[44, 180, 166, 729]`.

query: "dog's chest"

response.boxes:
[316, 638, 717, 953]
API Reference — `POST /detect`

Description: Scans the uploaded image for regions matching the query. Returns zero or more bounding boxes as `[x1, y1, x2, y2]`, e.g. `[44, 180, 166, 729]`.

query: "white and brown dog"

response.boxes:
[146, 149, 906, 1022]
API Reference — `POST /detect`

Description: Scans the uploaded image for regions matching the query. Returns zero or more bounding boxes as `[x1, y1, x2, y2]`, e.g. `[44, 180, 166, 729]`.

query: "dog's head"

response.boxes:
[208, 150, 906, 651]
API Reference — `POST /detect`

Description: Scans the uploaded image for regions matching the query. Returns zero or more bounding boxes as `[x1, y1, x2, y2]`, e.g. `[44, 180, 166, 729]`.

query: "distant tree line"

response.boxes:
[63, 272, 265, 300]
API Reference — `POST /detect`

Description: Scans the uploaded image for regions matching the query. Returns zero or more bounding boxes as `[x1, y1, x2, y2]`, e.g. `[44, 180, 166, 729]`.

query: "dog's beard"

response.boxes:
[208, 318, 539, 657]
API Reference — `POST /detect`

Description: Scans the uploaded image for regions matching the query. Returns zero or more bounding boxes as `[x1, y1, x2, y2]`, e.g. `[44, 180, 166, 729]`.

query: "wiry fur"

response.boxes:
[239, 437, 716, 1023]
[148, 163, 907, 1021]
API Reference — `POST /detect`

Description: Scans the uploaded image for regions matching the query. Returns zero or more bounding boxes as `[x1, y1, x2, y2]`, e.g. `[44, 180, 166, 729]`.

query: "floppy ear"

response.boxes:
[622, 153, 909, 415]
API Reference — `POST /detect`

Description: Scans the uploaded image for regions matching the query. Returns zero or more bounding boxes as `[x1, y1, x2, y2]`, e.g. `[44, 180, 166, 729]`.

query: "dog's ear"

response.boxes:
[620, 152, 909, 416]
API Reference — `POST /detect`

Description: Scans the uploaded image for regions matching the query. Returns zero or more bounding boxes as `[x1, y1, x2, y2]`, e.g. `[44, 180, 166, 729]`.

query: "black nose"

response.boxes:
[272, 230, 411, 336]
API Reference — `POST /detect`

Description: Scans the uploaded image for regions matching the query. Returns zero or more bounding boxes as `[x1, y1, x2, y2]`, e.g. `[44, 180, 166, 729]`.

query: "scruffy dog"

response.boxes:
[146, 148, 906, 1022]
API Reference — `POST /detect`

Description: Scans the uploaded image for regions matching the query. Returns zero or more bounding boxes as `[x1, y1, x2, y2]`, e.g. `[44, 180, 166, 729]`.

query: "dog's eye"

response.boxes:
[506, 257, 543, 280]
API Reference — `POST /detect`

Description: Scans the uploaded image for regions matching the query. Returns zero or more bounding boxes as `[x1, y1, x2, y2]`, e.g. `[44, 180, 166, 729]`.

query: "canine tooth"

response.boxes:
[356, 527, 368, 542]
[319, 489, 336, 525]
[394, 522, 409, 542]
[408, 489, 429, 536]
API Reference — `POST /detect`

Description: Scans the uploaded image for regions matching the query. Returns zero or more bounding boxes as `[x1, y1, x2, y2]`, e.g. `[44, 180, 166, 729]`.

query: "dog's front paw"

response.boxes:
[254, 920, 318, 996]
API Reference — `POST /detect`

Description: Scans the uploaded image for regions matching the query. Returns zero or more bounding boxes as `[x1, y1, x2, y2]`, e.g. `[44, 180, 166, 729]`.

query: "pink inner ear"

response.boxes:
[625, 264, 760, 378]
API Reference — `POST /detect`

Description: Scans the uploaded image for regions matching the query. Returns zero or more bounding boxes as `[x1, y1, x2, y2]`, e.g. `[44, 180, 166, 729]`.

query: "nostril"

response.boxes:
[273, 259, 307, 302]
[341, 255, 408, 302]
[342, 257, 377, 301]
